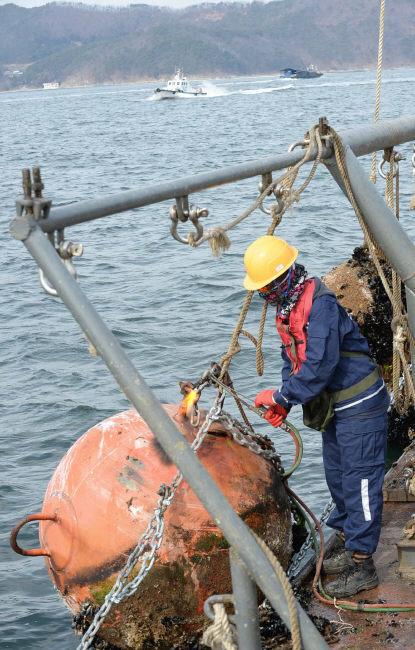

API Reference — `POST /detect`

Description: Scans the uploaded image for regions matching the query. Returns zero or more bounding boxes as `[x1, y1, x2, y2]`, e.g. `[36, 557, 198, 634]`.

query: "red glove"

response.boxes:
[254, 389, 276, 409]
[264, 403, 288, 428]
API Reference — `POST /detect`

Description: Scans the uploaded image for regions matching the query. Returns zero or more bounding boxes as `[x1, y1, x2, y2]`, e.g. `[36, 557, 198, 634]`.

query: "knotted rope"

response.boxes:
[202, 603, 237, 650]
[218, 126, 324, 388]
[193, 126, 323, 257]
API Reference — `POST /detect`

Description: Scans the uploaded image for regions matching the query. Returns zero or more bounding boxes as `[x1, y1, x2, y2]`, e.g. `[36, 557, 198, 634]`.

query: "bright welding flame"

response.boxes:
[179, 389, 199, 418]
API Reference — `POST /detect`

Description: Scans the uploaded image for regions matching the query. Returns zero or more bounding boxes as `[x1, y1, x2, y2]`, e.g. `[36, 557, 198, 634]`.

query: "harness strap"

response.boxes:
[332, 367, 381, 404]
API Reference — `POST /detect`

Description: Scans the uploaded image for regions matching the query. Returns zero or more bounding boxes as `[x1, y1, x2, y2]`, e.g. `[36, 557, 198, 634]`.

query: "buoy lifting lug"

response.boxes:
[10, 512, 57, 557]
[318, 116, 330, 136]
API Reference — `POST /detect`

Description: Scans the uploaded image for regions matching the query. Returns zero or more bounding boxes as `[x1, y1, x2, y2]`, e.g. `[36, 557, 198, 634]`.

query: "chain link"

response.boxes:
[287, 499, 334, 579]
[77, 397, 224, 650]
[218, 412, 284, 473]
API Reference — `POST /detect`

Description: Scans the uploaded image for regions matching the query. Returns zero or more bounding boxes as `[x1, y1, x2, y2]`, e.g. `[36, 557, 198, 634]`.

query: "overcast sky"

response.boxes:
[0, 0, 262, 7]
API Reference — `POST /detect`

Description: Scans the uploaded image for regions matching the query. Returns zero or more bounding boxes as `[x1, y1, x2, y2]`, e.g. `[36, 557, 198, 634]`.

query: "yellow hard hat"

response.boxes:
[243, 236, 298, 290]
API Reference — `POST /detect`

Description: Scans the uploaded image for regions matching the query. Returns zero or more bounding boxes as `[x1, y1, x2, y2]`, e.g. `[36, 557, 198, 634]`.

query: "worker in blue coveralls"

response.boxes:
[243, 235, 389, 598]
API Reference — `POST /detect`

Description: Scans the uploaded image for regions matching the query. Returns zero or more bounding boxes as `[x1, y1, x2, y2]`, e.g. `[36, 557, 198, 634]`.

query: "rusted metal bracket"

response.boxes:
[10, 512, 57, 557]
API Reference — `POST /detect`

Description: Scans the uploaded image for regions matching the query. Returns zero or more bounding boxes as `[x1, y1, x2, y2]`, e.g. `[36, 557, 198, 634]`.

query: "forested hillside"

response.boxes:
[1, 0, 414, 88]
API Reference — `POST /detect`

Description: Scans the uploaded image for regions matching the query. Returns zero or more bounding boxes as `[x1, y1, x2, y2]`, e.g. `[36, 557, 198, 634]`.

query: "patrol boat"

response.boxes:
[153, 68, 207, 99]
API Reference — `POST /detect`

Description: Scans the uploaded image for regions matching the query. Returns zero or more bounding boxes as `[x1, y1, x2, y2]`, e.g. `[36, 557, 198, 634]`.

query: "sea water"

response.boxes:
[1, 68, 415, 649]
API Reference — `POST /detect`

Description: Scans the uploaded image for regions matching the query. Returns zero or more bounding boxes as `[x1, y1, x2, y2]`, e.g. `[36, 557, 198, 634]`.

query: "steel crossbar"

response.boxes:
[37, 115, 415, 233]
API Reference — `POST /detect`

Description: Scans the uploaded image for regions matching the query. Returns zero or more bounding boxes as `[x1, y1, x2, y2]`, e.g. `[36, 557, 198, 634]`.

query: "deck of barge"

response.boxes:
[308, 442, 415, 649]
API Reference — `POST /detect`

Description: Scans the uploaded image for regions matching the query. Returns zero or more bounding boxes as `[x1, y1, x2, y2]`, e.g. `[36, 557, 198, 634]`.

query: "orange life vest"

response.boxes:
[276, 278, 316, 374]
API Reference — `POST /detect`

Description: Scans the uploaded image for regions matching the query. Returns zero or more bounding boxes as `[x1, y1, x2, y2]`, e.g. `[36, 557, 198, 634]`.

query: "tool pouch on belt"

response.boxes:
[302, 352, 381, 433]
[302, 391, 334, 432]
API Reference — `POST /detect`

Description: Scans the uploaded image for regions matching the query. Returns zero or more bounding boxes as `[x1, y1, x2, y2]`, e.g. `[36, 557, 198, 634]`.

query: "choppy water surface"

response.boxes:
[2, 68, 415, 649]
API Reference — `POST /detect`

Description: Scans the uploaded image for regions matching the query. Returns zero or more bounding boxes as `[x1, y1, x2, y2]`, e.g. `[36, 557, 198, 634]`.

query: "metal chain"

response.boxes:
[218, 411, 284, 473]
[287, 499, 334, 579]
[77, 396, 224, 650]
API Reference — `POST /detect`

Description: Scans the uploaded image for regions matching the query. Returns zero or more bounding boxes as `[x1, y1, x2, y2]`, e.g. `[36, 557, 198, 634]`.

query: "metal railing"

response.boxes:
[9, 115, 415, 650]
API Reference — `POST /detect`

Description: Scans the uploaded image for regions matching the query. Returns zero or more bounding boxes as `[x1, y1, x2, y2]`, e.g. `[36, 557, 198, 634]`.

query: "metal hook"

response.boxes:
[378, 150, 405, 179]
[288, 139, 310, 152]
[38, 231, 84, 297]
[39, 257, 78, 297]
[257, 175, 285, 216]
[169, 200, 209, 245]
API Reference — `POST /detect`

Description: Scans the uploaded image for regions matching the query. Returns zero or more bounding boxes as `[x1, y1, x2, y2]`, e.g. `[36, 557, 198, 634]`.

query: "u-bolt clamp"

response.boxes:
[169, 196, 209, 245]
[378, 149, 405, 180]
[39, 231, 84, 297]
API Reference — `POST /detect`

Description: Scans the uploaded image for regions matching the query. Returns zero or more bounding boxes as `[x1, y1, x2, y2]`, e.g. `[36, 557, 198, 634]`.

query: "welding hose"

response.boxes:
[287, 486, 415, 612]
[280, 420, 303, 478]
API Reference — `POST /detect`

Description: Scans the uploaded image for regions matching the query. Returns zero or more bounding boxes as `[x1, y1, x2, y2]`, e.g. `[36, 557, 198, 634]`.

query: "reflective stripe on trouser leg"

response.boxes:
[322, 421, 347, 532]
[336, 424, 387, 555]
[361, 478, 371, 522]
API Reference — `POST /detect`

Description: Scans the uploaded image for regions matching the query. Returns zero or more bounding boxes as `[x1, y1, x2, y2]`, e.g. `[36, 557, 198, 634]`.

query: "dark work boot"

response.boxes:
[323, 549, 354, 575]
[325, 557, 379, 598]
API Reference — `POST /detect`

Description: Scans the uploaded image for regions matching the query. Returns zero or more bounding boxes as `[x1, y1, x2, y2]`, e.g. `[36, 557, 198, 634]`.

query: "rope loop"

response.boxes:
[202, 603, 237, 650]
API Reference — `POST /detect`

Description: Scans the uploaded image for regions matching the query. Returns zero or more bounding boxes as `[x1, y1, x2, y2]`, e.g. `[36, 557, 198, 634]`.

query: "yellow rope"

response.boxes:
[370, 0, 386, 183]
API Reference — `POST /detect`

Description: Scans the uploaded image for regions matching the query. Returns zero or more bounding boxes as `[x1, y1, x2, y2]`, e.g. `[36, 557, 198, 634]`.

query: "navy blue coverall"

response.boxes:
[272, 280, 389, 555]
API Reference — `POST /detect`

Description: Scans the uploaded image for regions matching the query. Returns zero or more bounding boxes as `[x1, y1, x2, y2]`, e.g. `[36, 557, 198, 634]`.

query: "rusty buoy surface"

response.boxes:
[40, 405, 292, 649]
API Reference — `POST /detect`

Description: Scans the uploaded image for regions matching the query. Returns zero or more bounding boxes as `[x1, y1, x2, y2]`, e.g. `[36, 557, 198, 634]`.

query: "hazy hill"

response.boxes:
[1, 0, 414, 88]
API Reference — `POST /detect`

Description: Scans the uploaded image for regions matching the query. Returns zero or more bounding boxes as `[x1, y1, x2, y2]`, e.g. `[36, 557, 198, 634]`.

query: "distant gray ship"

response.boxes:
[280, 65, 323, 79]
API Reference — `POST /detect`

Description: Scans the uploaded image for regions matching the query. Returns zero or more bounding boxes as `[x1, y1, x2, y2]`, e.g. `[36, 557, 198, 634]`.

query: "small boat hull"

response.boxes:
[153, 88, 207, 100]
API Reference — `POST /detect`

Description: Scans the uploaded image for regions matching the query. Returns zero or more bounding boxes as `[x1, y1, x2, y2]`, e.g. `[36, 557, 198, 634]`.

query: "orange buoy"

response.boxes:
[38, 404, 292, 648]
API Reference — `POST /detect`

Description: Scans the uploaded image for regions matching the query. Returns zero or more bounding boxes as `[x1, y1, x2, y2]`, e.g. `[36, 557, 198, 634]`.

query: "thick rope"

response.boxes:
[202, 603, 237, 650]
[218, 126, 324, 386]
[370, 0, 386, 183]
[329, 128, 415, 412]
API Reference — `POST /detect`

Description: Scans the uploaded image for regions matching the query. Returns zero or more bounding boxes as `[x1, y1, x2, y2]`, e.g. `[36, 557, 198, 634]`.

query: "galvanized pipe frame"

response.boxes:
[12, 216, 328, 650]
[39, 115, 415, 233]
[230, 549, 262, 650]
